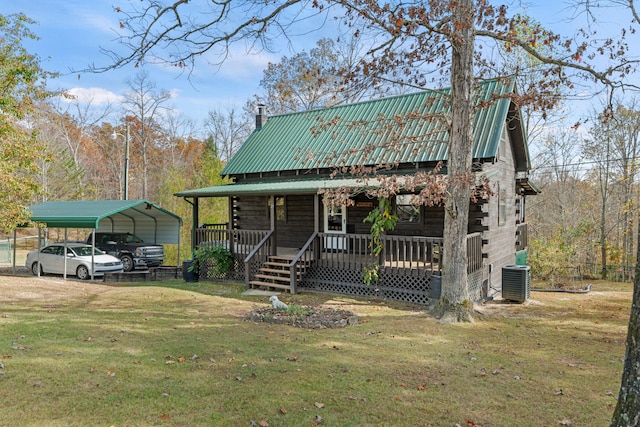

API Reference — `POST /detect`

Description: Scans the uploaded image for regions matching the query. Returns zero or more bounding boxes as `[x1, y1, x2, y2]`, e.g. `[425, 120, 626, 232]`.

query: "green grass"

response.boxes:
[0, 277, 631, 426]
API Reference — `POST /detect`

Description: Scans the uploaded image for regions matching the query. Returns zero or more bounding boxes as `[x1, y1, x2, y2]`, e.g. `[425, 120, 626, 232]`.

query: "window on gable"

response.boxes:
[498, 187, 507, 226]
[499, 124, 508, 159]
[396, 194, 420, 223]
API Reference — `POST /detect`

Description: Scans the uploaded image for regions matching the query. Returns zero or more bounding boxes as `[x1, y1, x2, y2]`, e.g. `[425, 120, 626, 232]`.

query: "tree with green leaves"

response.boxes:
[0, 13, 56, 232]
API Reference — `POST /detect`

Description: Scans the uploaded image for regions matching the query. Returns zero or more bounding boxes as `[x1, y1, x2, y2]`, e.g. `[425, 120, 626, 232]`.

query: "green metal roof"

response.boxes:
[28, 200, 183, 244]
[174, 170, 499, 198]
[29, 200, 181, 228]
[175, 177, 375, 198]
[221, 79, 524, 176]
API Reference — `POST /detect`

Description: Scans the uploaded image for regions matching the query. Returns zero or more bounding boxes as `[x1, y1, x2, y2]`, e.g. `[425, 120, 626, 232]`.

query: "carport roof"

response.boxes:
[28, 200, 182, 229]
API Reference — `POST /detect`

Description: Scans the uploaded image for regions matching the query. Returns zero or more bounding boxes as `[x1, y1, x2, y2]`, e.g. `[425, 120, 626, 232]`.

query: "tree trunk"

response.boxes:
[436, 0, 475, 323]
[601, 206, 607, 280]
[610, 231, 640, 425]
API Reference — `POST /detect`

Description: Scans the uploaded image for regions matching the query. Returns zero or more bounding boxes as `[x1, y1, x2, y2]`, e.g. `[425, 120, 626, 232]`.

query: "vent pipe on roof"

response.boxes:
[256, 104, 267, 129]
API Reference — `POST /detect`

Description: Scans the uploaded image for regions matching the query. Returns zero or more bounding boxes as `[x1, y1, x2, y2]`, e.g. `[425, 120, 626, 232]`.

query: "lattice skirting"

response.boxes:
[467, 268, 486, 302]
[199, 255, 245, 282]
[298, 266, 439, 305]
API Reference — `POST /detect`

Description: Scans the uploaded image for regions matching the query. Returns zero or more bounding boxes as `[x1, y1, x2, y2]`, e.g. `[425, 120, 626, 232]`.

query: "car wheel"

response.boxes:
[76, 265, 90, 280]
[121, 255, 134, 272]
[31, 262, 44, 276]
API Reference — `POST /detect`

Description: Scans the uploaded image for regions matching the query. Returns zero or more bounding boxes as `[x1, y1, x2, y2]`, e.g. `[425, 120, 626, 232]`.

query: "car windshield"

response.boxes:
[71, 246, 104, 257]
[123, 234, 143, 243]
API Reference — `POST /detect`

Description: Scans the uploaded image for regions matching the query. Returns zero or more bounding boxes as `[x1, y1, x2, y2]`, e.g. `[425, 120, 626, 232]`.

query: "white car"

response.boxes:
[26, 243, 124, 280]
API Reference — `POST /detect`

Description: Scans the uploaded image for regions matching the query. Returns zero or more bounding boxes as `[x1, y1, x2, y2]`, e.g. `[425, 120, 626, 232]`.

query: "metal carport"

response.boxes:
[16, 200, 182, 280]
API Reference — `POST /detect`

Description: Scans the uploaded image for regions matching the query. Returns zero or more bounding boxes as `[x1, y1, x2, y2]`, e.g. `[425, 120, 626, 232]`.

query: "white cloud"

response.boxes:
[62, 87, 123, 105]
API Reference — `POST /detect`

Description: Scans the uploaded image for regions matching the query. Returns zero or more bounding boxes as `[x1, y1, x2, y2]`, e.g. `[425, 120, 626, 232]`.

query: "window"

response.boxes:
[498, 187, 507, 226]
[396, 194, 420, 223]
[498, 124, 508, 159]
[268, 196, 286, 222]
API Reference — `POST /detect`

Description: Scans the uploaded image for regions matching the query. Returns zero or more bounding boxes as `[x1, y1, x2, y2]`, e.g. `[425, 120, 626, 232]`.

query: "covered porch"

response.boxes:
[190, 223, 484, 305]
[176, 181, 486, 305]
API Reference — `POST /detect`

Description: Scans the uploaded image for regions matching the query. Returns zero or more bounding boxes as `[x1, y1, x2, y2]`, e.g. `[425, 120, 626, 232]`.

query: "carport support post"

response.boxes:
[90, 229, 95, 281]
[36, 227, 41, 277]
[63, 229, 67, 280]
[12, 229, 17, 274]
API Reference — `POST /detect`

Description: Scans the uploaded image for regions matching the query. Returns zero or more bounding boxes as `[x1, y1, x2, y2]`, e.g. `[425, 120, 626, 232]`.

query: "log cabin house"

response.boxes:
[175, 78, 538, 305]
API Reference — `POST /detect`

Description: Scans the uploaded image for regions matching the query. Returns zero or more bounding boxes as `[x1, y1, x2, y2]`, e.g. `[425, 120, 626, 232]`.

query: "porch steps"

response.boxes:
[249, 255, 309, 292]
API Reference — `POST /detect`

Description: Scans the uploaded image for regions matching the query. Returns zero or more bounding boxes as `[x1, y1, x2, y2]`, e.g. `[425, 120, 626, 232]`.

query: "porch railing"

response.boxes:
[193, 226, 484, 284]
[244, 231, 274, 286]
[196, 226, 269, 256]
[289, 231, 319, 294]
[195, 227, 271, 281]
[292, 233, 447, 275]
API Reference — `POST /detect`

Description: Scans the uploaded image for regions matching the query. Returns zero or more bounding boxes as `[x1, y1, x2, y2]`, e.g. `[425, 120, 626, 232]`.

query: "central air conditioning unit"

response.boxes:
[502, 265, 531, 303]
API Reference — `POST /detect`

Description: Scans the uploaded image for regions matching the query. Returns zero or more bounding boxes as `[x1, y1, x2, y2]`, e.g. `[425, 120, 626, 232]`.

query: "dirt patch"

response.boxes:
[0, 273, 112, 303]
[248, 306, 358, 328]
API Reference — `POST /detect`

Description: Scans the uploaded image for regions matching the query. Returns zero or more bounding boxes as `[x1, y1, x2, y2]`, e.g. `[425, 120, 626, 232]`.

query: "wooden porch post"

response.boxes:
[314, 194, 320, 259]
[191, 197, 199, 256]
[269, 195, 277, 255]
[227, 196, 235, 253]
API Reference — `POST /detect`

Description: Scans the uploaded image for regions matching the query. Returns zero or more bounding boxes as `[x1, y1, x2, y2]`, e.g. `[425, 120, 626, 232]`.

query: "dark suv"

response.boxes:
[88, 232, 164, 272]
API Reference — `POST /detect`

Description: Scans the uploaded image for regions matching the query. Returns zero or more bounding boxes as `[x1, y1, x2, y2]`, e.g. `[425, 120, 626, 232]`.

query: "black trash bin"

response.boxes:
[182, 260, 198, 282]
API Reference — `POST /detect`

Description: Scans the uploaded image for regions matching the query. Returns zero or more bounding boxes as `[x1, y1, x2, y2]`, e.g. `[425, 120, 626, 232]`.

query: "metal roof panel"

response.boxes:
[222, 79, 516, 176]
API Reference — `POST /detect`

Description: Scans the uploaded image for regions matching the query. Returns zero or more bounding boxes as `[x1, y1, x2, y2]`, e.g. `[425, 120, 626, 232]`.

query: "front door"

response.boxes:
[324, 205, 346, 250]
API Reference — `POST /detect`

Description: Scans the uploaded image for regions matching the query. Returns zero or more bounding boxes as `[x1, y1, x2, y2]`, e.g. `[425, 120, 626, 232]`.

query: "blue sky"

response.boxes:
[6, 1, 276, 127]
[5, 1, 636, 131]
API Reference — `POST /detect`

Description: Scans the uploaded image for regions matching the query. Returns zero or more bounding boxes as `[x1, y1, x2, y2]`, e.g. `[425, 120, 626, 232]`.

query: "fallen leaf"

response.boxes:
[160, 413, 171, 420]
[287, 356, 300, 362]
[235, 376, 242, 381]
[280, 406, 287, 414]
[417, 385, 425, 390]
[258, 420, 269, 427]
[314, 402, 325, 409]
[178, 356, 186, 363]
[312, 415, 323, 425]
[559, 420, 573, 427]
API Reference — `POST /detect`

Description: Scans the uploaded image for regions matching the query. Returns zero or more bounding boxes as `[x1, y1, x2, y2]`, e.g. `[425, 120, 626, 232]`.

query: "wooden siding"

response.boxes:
[481, 123, 520, 292]
[277, 195, 315, 248]
[234, 195, 270, 230]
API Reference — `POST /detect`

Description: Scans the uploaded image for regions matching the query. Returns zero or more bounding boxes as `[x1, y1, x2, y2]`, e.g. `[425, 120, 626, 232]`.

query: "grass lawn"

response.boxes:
[0, 275, 631, 427]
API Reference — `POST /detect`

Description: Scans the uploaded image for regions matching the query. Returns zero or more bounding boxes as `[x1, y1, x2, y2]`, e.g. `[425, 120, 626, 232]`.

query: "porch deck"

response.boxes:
[193, 226, 484, 305]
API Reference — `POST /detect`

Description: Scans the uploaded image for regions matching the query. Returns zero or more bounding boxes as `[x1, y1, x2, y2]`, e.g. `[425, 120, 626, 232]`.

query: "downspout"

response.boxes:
[183, 197, 198, 257]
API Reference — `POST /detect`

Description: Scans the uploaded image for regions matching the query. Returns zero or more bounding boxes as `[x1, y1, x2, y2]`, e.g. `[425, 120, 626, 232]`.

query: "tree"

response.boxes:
[0, 13, 56, 232]
[203, 105, 252, 162]
[106, 1, 634, 324]
[255, 37, 385, 115]
[122, 70, 172, 199]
